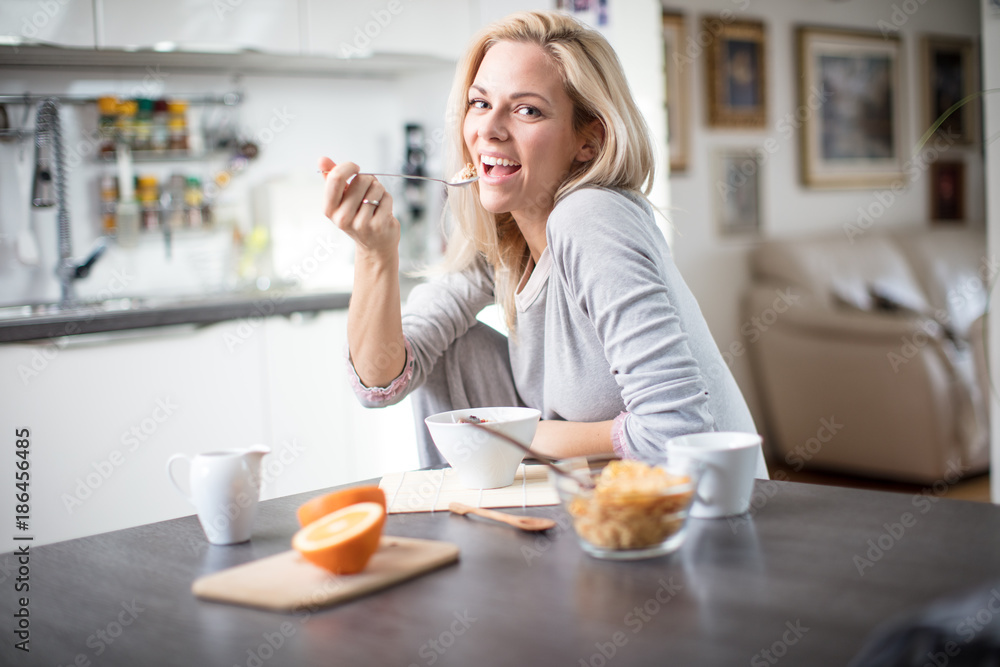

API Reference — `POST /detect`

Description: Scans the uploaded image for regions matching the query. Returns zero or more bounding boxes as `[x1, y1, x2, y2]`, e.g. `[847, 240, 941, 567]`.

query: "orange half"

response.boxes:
[297, 485, 386, 527]
[292, 502, 386, 574]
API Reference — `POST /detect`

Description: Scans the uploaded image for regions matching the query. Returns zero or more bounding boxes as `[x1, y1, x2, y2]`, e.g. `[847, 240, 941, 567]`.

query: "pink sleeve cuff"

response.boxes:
[345, 337, 415, 406]
[611, 411, 631, 459]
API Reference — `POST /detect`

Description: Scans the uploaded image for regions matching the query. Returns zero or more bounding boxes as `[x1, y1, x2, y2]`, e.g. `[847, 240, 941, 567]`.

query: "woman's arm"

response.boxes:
[547, 189, 716, 459]
[531, 419, 614, 458]
[320, 157, 405, 388]
[348, 247, 406, 388]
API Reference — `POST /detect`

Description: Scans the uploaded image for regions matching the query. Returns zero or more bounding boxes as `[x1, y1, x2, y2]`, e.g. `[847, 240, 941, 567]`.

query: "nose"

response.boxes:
[479, 107, 509, 142]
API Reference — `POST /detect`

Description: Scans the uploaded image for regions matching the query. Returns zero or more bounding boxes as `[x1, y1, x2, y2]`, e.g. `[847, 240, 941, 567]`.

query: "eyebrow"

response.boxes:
[469, 84, 551, 106]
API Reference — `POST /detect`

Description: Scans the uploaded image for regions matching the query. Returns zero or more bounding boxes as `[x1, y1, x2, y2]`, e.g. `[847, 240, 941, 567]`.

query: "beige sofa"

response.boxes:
[745, 226, 990, 483]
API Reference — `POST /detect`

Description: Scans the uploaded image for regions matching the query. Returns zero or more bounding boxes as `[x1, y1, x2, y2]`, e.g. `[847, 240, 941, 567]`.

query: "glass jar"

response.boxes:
[184, 176, 203, 227]
[97, 96, 118, 156]
[167, 100, 189, 152]
[133, 98, 153, 152]
[100, 174, 118, 234]
[163, 173, 186, 229]
[115, 100, 137, 150]
[137, 175, 160, 230]
[151, 99, 169, 153]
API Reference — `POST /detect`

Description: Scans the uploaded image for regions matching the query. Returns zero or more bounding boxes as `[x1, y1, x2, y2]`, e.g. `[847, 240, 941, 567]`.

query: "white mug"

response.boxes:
[666, 432, 762, 519]
[167, 446, 270, 545]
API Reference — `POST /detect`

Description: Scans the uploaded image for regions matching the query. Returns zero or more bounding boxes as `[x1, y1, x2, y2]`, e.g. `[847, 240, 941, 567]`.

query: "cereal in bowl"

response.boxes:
[568, 460, 694, 550]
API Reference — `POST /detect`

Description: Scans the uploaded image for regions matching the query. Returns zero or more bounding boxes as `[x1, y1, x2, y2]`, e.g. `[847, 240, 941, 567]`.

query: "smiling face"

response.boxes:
[463, 40, 593, 229]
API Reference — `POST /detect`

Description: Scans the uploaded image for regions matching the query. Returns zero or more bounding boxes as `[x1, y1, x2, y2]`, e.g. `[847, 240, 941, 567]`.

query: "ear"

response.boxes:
[575, 119, 604, 163]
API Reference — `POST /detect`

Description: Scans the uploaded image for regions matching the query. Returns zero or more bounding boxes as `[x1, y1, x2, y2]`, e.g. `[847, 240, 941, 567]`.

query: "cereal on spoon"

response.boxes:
[453, 162, 478, 183]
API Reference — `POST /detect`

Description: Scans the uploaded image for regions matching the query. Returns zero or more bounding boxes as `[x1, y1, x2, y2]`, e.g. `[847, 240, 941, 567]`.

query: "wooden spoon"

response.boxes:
[448, 502, 556, 532]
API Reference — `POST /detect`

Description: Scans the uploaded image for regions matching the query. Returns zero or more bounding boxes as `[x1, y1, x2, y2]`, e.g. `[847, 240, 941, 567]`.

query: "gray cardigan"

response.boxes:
[353, 186, 768, 478]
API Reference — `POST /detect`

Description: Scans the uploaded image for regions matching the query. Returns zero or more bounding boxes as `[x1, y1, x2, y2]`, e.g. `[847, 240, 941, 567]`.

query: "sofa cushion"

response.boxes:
[831, 277, 875, 311]
[750, 232, 930, 312]
[891, 227, 988, 339]
[869, 277, 931, 314]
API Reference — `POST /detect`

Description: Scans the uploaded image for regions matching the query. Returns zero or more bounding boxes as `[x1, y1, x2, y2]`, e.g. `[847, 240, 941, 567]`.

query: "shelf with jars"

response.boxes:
[81, 91, 256, 248]
[93, 93, 244, 159]
[100, 172, 214, 238]
[0, 90, 252, 260]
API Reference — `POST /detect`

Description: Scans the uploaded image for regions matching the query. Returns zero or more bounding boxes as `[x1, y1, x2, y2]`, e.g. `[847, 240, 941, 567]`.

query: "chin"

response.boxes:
[477, 193, 511, 215]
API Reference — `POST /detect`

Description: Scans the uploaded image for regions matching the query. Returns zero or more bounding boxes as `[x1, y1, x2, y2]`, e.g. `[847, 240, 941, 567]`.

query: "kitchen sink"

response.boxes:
[0, 297, 147, 321]
[0, 279, 308, 322]
[0, 285, 352, 343]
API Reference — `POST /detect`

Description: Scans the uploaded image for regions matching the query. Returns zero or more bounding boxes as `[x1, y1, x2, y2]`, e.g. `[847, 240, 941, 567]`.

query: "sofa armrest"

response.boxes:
[743, 285, 979, 482]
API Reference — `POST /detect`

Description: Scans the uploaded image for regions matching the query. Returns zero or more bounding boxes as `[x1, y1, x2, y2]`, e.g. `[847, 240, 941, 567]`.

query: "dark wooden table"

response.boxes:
[3, 480, 999, 666]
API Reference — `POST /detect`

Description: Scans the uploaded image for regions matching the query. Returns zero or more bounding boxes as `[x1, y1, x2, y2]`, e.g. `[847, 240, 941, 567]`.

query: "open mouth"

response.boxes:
[481, 155, 522, 178]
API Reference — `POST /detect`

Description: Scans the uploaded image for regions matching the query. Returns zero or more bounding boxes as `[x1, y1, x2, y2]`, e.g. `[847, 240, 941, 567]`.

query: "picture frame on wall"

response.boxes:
[922, 35, 977, 144]
[555, 0, 610, 27]
[929, 160, 965, 223]
[662, 12, 689, 173]
[704, 17, 766, 129]
[714, 148, 763, 236]
[797, 27, 904, 189]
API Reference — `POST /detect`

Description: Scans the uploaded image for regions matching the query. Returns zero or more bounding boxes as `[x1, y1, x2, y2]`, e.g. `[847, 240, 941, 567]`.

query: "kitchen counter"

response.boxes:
[0, 289, 351, 343]
[3, 479, 999, 665]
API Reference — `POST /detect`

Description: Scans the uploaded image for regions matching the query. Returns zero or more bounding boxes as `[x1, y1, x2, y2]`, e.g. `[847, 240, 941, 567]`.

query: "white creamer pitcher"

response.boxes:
[167, 445, 270, 545]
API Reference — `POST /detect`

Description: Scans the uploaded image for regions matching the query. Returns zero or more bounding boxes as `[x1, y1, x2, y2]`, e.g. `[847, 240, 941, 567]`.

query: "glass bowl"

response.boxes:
[549, 455, 702, 560]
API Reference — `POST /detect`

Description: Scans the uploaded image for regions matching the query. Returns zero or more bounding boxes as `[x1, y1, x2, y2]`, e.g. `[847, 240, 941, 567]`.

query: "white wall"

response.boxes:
[983, 0, 1000, 502]
[661, 0, 985, 425]
[600, 0, 671, 221]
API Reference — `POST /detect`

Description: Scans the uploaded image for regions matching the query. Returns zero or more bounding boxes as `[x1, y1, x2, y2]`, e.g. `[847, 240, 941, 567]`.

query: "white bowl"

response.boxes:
[424, 407, 541, 489]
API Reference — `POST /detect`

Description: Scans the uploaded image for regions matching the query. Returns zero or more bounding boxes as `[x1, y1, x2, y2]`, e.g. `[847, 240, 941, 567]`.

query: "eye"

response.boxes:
[468, 99, 489, 110]
[516, 106, 542, 118]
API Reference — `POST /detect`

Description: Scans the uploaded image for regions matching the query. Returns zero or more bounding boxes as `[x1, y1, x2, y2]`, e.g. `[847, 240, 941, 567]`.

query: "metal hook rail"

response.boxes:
[0, 91, 243, 106]
[0, 91, 242, 141]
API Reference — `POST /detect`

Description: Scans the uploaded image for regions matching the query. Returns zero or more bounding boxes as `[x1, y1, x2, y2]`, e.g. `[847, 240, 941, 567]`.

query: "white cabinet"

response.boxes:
[0, 0, 96, 47]
[100, 0, 301, 54]
[306, 0, 473, 60]
[0, 309, 420, 547]
[0, 323, 268, 546]
[258, 310, 419, 499]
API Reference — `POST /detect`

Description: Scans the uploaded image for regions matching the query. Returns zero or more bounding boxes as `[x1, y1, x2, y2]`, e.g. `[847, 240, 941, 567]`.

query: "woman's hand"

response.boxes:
[319, 156, 399, 261]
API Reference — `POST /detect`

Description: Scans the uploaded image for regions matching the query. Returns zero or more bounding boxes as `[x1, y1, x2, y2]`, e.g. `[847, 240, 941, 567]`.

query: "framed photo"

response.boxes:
[662, 12, 689, 173]
[714, 148, 763, 236]
[929, 160, 965, 223]
[555, 0, 610, 28]
[704, 17, 766, 128]
[797, 27, 905, 189]
[922, 35, 977, 144]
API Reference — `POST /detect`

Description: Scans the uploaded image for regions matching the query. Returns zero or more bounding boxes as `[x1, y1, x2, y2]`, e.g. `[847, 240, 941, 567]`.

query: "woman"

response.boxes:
[320, 10, 768, 477]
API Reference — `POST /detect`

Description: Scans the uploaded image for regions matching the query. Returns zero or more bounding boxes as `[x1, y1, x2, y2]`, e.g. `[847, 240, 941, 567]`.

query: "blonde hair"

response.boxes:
[440, 10, 655, 331]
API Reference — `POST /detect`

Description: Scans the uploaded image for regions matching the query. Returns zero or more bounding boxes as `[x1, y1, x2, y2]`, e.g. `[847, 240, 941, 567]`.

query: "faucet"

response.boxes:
[33, 98, 107, 308]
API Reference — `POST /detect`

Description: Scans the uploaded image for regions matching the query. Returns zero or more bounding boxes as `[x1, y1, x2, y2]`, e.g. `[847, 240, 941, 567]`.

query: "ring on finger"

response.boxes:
[362, 198, 380, 207]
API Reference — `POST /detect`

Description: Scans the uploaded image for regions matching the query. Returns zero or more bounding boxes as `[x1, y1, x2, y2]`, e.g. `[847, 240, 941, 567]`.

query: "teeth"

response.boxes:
[480, 155, 521, 167]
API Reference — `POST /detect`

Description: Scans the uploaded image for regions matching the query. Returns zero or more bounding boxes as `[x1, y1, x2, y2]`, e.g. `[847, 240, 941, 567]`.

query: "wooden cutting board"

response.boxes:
[192, 536, 459, 612]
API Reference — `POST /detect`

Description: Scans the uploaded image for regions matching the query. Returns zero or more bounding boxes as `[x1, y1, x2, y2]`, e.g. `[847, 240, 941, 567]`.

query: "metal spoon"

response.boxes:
[364, 172, 479, 187]
[448, 502, 556, 532]
[460, 419, 596, 490]
[318, 170, 479, 187]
